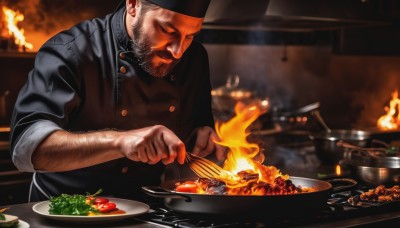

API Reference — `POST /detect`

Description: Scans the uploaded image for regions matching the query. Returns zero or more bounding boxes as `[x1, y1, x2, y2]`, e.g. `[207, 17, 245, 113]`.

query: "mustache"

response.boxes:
[157, 51, 179, 61]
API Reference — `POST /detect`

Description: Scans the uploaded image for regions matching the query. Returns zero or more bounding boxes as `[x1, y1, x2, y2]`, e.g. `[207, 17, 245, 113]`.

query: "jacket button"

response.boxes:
[121, 109, 128, 117]
[170, 74, 176, 81]
[120, 66, 127, 74]
[121, 167, 129, 174]
[119, 52, 126, 60]
[169, 105, 176, 113]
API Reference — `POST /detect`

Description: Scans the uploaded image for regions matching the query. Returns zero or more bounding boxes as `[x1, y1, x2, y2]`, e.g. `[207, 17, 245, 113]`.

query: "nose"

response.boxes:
[166, 38, 187, 60]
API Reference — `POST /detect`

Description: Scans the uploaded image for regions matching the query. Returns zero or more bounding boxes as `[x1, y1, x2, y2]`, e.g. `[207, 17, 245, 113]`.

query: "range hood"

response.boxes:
[203, 0, 391, 31]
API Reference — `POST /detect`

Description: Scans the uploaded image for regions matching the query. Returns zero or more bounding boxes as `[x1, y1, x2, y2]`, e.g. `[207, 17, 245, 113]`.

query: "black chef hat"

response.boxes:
[146, 0, 211, 18]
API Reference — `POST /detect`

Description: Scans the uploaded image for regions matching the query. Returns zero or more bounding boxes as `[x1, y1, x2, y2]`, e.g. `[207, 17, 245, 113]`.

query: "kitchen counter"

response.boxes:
[4, 200, 400, 227]
[4, 202, 167, 228]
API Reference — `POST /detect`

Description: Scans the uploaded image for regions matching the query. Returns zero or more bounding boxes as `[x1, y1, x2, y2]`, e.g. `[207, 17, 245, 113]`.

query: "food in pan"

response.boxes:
[49, 189, 124, 216]
[348, 185, 400, 205]
[0, 208, 19, 228]
[359, 185, 400, 202]
[175, 170, 315, 195]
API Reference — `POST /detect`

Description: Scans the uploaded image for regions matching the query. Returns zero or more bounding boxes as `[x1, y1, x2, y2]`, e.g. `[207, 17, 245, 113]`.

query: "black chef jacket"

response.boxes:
[10, 5, 214, 200]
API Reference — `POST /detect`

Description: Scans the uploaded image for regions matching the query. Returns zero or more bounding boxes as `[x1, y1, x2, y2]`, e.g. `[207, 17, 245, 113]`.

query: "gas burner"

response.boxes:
[137, 208, 248, 228]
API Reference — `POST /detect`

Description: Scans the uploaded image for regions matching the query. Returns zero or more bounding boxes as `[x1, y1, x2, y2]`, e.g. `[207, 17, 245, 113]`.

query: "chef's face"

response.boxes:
[130, 2, 203, 78]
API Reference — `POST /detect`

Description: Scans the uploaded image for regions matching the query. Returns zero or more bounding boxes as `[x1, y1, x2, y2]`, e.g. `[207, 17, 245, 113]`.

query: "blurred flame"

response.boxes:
[377, 90, 400, 130]
[214, 102, 288, 194]
[336, 164, 341, 176]
[2, 6, 33, 50]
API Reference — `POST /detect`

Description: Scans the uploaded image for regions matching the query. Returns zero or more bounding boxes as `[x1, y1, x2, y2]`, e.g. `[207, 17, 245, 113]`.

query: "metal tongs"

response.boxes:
[185, 152, 224, 179]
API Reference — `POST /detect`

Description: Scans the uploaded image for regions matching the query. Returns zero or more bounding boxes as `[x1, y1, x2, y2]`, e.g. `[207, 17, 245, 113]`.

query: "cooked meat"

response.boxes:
[359, 185, 400, 202]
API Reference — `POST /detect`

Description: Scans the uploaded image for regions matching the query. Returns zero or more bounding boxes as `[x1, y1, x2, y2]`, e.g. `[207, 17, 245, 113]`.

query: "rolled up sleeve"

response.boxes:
[12, 120, 62, 172]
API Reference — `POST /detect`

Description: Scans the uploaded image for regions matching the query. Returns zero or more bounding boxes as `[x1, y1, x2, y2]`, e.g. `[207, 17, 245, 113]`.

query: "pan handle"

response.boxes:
[327, 178, 358, 193]
[142, 186, 192, 202]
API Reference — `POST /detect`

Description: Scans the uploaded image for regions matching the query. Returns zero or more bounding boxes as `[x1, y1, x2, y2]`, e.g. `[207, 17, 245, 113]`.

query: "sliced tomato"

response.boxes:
[94, 197, 109, 204]
[97, 202, 117, 213]
[175, 181, 200, 193]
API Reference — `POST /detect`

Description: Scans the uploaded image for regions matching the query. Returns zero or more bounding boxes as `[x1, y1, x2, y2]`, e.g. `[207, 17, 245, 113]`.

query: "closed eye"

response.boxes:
[159, 24, 174, 35]
[158, 21, 199, 39]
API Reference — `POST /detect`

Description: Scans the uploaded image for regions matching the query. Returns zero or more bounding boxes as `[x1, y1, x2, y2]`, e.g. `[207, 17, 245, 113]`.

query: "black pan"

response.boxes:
[142, 177, 356, 219]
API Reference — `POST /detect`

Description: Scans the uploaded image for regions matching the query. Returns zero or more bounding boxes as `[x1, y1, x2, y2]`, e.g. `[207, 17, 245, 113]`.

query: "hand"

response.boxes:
[115, 125, 185, 165]
[190, 126, 226, 161]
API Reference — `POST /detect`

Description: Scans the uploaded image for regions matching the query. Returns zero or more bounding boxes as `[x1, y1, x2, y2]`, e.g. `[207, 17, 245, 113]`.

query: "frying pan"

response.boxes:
[142, 177, 356, 219]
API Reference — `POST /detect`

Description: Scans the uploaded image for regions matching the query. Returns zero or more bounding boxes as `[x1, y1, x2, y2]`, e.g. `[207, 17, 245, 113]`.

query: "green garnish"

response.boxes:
[49, 189, 102, 216]
[0, 208, 8, 220]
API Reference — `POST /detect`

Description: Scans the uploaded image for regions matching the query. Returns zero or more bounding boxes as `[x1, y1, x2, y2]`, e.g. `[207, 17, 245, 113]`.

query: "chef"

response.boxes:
[10, 0, 225, 201]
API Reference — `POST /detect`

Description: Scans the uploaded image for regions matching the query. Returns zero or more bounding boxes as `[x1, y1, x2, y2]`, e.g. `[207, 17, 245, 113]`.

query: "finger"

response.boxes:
[128, 150, 139, 161]
[176, 142, 186, 165]
[154, 136, 169, 160]
[166, 147, 177, 164]
[216, 144, 227, 161]
[200, 136, 215, 157]
[191, 129, 209, 156]
[162, 144, 185, 165]
[195, 135, 214, 157]
[161, 157, 170, 165]
[209, 131, 226, 161]
[138, 147, 149, 163]
[161, 131, 183, 164]
[161, 150, 175, 165]
[146, 143, 158, 164]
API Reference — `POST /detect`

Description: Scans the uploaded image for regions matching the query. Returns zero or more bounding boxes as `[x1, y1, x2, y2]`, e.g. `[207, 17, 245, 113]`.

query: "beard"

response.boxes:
[131, 17, 180, 78]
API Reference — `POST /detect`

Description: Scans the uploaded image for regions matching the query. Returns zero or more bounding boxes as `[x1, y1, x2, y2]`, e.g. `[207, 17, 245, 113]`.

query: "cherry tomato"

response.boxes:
[97, 202, 117, 213]
[175, 181, 200, 193]
[94, 197, 109, 204]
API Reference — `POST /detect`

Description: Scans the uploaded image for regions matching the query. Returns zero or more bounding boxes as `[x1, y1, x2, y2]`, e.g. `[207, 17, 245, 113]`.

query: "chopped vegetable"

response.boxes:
[93, 197, 109, 204]
[175, 181, 201, 193]
[95, 202, 117, 213]
[49, 189, 103, 216]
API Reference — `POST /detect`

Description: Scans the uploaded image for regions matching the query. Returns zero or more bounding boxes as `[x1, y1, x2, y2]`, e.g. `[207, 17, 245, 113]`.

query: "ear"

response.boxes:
[126, 0, 139, 16]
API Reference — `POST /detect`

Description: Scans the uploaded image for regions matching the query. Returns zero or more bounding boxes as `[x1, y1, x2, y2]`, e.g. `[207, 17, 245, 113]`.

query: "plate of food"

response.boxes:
[32, 191, 149, 223]
[0, 208, 30, 228]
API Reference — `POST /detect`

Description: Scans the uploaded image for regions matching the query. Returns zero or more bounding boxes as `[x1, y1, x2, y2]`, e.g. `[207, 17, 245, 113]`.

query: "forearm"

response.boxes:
[32, 130, 123, 172]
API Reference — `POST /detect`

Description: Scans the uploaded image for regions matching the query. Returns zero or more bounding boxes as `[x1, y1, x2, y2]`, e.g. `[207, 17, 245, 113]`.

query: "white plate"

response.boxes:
[17, 220, 30, 228]
[1, 215, 29, 228]
[32, 198, 149, 223]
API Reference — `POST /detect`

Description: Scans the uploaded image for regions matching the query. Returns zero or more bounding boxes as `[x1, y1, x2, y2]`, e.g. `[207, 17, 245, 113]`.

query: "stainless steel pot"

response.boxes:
[355, 166, 400, 185]
[342, 148, 400, 185]
[309, 130, 372, 165]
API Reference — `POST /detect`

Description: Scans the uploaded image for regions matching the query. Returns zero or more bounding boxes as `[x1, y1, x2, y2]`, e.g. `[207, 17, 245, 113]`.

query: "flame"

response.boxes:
[377, 90, 400, 130]
[213, 102, 288, 194]
[336, 164, 341, 176]
[2, 6, 33, 50]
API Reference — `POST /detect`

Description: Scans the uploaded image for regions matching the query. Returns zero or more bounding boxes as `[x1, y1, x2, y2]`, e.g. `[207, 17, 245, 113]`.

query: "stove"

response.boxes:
[135, 185, 400, 227]
[134, 136, 400, 227]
